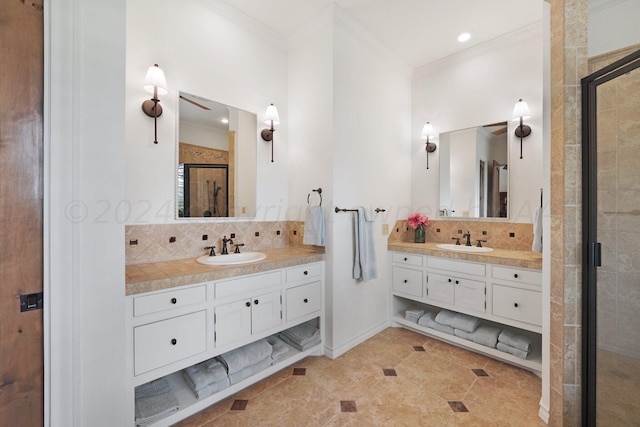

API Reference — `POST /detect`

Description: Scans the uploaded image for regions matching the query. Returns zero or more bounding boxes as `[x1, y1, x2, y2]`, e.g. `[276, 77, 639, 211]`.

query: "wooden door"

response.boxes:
[0, 1, 44, 425]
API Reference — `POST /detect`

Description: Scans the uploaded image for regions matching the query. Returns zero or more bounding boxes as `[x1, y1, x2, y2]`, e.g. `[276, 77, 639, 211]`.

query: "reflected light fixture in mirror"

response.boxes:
[261, 103, 280, 162]
[141, 64, 168, 144]
[512, 98, 531, 159]
[422, 122, 437, 170]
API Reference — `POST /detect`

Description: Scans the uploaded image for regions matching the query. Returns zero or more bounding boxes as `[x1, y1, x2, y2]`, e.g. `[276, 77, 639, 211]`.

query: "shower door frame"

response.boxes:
[581, 48, 640, 426]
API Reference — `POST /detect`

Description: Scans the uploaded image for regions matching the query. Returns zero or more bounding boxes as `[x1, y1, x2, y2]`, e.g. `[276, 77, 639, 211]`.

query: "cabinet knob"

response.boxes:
[404, 257, 408, 261]
[246, 301, 251, 307]
[171, 297, 177, 304]
[514, 302, 519, 308]
[514, 273, 519, 279]
[455, 280, 459, 285]
[303, 298, 308, 303]
[304, 270, 308, 275]
[404, 279, 408, 283]
[448, 278, 452, 283]
[254, 299, 259, 305]
[171, 338, 177, 345]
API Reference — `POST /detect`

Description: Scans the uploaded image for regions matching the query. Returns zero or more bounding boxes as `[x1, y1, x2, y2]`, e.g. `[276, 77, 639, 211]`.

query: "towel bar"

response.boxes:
[334, 207, 386, 213]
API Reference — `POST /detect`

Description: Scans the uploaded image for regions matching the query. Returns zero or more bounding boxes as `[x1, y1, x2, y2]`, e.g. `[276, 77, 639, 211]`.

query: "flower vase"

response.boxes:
[414, 225, 426, 243]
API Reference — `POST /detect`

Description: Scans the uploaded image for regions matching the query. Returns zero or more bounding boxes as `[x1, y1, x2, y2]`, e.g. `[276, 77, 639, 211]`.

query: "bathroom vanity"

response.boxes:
[388, 242, 542, 374]
[125, 248, 324, 426]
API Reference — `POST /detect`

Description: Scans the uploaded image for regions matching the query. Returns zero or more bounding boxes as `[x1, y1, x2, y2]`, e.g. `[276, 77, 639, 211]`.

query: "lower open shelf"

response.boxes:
[137, 341, 322, 427]
[392, 309, 542, 375]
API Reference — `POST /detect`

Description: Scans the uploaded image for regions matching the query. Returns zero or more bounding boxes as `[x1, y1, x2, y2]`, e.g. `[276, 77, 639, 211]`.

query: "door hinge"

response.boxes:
[594, 242, 602, 267]
[214, 331, 216, 343]
[280, 310, 283, 320]
[20, 292, 43, 312]
[426, 288, 429, 296]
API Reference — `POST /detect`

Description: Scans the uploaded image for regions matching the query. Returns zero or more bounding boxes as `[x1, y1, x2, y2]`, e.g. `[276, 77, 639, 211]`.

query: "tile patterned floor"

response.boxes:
[175, 327, 545, 427]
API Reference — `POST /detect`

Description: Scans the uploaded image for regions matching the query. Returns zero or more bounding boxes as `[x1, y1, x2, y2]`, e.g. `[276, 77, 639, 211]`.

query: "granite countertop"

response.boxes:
[125, 246, 324, 296]
[387, 241, 542, 270]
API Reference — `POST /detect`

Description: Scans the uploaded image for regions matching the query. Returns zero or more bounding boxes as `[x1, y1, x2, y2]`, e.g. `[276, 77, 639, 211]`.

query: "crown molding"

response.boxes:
[287, 4, 333, 51]
[193, 0, 287, 50]
[413, 20, 543, 80]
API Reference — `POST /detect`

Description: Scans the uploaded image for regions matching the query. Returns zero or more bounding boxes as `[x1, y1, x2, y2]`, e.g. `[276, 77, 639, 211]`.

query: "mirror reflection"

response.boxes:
[439, 122, 508, 218]
[177, 92, 257, 218]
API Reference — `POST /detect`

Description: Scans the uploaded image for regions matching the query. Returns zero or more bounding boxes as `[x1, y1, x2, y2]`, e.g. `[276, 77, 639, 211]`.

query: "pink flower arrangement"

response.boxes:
[407, 212, 430, 230]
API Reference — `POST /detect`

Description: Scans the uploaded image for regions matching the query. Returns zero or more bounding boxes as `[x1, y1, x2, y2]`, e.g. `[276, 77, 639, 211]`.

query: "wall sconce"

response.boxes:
[261, 103, 280, 162]
[512, 98, 531, 159]
[422, 122, 437, 169]
[141, 64, 168, 144]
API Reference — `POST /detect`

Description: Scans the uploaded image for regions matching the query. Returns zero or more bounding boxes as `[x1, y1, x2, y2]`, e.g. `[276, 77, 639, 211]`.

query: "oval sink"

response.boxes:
[436, 244, 494, 253]
[197, 252, 267, 266]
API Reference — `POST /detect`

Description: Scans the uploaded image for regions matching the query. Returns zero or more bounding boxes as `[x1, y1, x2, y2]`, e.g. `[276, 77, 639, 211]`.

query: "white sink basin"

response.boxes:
[197, 252, 267, 266]
[436, 244, 494, 253]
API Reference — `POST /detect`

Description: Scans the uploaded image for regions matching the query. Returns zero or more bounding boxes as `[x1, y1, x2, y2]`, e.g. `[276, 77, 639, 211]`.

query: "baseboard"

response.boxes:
[323, 320, 389, 359]
[538, 398, 550, 424]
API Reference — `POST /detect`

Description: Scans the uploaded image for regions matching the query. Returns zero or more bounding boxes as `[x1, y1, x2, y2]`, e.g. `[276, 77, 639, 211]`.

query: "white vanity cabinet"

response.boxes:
[127, 261, 324, 427]
[390, 251, 542, 373]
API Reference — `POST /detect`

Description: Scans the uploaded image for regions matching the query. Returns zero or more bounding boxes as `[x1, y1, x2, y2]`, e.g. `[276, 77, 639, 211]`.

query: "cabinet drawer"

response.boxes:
[392, 266, 423, 298]
[392, 252, 423, 267]
[492, 266, 541, 286]
[286, 281, 321, 321]
[427, 257, 485, 277]
[133, 286, 206, 317]
[493, 285, 542, 326]
[286, 263, 322, 283]
[134, 310, 207, 375]
[215, 271, 282, 298]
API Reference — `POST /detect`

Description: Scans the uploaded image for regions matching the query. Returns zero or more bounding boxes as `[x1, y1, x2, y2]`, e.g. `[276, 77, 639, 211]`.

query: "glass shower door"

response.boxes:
[583, 49, 640, 426]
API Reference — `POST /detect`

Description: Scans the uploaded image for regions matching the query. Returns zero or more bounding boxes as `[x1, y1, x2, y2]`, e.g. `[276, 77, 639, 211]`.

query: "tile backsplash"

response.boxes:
[126, 221, 311, 265]
[388, 219, 535, 252]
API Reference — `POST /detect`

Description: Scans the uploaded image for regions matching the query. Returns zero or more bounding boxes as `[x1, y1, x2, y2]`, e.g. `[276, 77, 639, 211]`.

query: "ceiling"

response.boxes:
[219, 0, 544, 69]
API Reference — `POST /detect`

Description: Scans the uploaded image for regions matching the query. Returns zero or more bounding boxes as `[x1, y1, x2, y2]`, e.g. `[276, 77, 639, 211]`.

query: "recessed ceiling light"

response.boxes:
[457, 32, 472, 42]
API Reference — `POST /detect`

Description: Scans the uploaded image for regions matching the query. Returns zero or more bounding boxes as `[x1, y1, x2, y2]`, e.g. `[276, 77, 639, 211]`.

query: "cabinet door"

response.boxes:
[392, 266, 423, 297]
[426, 273, 455, 305]
[215, 299, 252, 347]
[455, 278, 486, 313]
[251, 290, 282, 334]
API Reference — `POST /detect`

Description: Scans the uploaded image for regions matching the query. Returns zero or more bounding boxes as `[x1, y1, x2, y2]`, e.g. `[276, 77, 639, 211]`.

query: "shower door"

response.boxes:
[582, 49, 640, 426]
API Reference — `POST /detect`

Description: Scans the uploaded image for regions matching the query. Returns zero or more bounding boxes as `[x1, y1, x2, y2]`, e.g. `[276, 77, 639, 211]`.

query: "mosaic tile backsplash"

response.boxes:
[388, 219, 535, 252]
[126, 221, 310, 265]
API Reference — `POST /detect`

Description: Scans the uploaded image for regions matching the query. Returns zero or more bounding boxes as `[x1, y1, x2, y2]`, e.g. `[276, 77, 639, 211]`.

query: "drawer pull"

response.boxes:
[170, 338, 177, 345]
[404, 279, 408, 283]
[514, 273, 519, 279]
[245, 301, 251, 307]
[254, 299, 259, 305]
[303, 298, 308, 303]
[514, 302, 519, 308]
[448, 278, 452, 283]
[171, 298, 177, 304]
[455, 280, 459, 285]
[304, 270, 308, 275]
[404, 257, 408, 261]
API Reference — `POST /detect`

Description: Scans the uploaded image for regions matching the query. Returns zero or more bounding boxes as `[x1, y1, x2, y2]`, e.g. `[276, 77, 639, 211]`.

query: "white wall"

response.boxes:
[47, 0, 128, 425]
[412, 21, 545, 223]
[125, 0, 289, 223]
[179, 121, 228, 150]
[589, 0, 640, 57]
[329, 9, 413, 355]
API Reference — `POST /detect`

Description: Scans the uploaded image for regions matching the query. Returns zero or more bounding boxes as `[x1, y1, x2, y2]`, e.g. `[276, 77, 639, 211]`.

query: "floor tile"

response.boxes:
[340, 400, 357, 412]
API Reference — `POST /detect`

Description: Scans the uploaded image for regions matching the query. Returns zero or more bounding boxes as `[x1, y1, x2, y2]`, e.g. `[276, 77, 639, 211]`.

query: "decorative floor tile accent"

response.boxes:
[340, 400, 357, 412]
[448, 401, 469, 413]
[383, 368, 397, 376]
[472, 368, 489, 377]
[230, 400, 248, 411]
[413, 345, 426, 352]
[292, 367, 306, 376]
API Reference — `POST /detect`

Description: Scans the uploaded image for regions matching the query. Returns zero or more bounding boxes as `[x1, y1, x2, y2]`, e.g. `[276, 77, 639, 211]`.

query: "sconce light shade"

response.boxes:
[261, 103, 279, 162]
[141, 64, 167, 144]
[512, 98, 531, 159]
[422, 122, 437, 169]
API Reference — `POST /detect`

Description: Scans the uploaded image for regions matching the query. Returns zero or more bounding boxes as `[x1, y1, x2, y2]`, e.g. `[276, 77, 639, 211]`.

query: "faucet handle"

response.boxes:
[452, 237, 461, 245]
[234, 243, 245, 254]
[204, 246, 216, 256]
[476, 239, 487, 248]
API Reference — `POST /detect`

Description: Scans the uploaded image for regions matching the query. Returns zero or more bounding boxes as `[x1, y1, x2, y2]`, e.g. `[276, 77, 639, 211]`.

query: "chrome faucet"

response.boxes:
[463, 231, 472, 246]
[221, 235, 233, 255]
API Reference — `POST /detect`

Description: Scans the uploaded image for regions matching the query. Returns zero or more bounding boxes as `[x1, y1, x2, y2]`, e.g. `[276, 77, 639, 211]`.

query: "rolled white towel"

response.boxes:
[497, 342, 530, 359]
[418, 312, 454, 335]
[472, 326, 502, 348]
[182, 358, 228, 392]
[218, 339, 272, 375]
[498, 329, 532, 352]
[135, 377, 180, 427]
[434, 309, 457, 326]
[450, 313, 480, 333]
[454, 328, 474, 341]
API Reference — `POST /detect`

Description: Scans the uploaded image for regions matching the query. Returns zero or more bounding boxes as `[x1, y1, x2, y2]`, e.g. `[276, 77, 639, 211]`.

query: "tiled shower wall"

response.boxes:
[590, 43, 640, 360]
[388, 219, 535, 252]
[125, 221, 309, 265]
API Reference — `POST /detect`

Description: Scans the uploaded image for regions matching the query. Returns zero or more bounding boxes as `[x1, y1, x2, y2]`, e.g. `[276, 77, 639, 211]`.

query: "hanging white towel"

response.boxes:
[353, 207, 377, 281]
[303, 205, 325, 246]
[532, 206, 542, 252]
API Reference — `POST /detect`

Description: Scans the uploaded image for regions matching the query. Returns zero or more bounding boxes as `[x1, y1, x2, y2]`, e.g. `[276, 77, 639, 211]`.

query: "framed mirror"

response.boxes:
[177, 92, 257, 218]
[439, 122, 509, 218]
